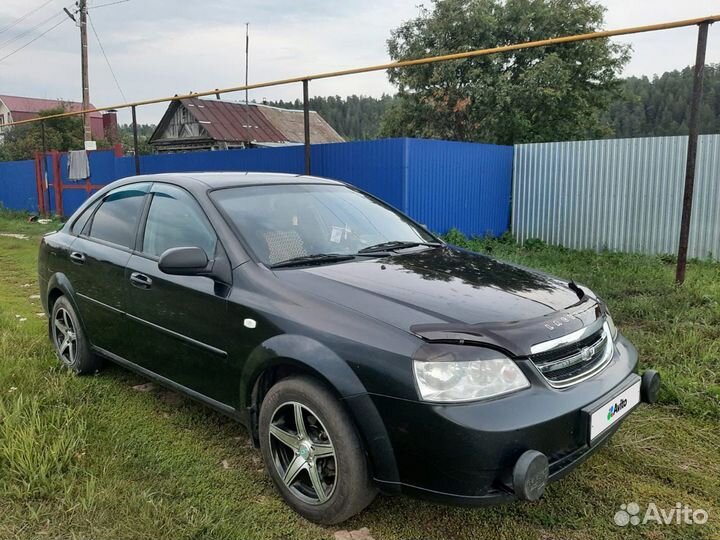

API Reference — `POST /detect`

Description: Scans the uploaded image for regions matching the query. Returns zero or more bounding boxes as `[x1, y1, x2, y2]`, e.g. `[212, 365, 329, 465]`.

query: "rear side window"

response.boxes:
[71, 199, 100, 235]
[142, 184, 217, 258]
[88, 183, 150, 248]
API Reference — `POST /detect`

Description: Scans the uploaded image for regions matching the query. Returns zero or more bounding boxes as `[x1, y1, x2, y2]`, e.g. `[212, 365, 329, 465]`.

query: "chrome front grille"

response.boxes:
[529, 321, 613, 388]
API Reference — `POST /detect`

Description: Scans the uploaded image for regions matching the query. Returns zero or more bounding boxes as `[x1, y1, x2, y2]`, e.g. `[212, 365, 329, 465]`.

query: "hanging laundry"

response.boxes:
[67, 150, 90, 181]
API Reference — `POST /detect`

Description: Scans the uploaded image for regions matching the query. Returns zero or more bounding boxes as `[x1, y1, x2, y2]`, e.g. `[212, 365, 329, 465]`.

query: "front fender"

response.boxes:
[240, 334, 401, 486]
[240, 334, 367, 405]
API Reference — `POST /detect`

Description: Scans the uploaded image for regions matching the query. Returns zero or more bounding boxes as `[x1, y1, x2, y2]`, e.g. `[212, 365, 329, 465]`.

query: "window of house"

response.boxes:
[178, 107, 191, 124]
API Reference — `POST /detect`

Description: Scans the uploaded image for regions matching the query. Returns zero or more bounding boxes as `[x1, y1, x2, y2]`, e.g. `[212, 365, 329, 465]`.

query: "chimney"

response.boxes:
[103, 110, 119, 143]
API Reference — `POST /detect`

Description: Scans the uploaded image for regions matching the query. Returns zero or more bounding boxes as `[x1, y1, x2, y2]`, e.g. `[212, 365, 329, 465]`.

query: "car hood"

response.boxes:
[274, 246, 599, 352]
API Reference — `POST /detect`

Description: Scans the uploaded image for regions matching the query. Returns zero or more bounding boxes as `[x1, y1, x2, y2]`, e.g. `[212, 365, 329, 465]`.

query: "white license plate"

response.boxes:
[589, 380, 641, 441]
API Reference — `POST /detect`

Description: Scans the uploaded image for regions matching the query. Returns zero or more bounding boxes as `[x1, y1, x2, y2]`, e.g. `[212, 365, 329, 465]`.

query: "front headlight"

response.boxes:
[413, 344, 530, 403]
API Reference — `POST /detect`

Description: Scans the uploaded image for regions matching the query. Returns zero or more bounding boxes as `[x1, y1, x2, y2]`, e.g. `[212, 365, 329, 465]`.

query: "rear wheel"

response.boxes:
[50, 296, 103, 374]
[259, 376, 377, 524]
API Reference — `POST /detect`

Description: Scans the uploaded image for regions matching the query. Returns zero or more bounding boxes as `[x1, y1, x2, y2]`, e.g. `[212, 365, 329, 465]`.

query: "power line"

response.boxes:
[88, 13, 127, 102]
[0, 0, 55, 35]
[0, 17, 68, 64]
[0, 9, 66, 51]
[89, 0, 131, 10]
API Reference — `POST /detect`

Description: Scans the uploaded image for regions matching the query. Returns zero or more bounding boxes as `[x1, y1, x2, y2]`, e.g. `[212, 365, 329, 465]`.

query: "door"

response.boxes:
[70, 183, 151, 354]
[123, 183, 233, 404]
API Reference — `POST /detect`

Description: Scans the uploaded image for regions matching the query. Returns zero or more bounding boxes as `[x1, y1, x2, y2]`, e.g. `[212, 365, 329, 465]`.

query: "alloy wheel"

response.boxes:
[53, 307, 77, 365]
[268, 401, 337, 505]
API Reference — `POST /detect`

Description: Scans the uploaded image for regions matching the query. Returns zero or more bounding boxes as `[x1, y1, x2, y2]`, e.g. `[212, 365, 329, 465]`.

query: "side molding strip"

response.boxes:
[77, 292, 123, 314]
[126, 313, 228, 358]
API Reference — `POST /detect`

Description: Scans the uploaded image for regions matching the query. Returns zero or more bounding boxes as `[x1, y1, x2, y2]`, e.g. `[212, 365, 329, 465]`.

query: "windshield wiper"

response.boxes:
[357, 240, 442, 254]
[270, 253, 355, 269]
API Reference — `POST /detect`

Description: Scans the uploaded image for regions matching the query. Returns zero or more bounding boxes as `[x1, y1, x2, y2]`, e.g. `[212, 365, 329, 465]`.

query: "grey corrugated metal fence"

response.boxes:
[512, 135, 720, 260]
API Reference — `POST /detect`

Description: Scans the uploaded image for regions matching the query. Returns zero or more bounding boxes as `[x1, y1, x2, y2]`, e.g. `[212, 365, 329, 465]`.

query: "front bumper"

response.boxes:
[368, 335, 645, 504]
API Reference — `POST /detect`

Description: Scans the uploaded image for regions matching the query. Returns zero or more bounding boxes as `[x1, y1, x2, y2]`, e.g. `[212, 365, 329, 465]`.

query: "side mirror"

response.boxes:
[158, 246, 209, 276]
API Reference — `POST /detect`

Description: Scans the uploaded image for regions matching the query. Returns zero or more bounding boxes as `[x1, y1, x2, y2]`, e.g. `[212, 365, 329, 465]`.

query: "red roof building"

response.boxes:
[149, 98, 344, 153]
[0, 94, 104, 140]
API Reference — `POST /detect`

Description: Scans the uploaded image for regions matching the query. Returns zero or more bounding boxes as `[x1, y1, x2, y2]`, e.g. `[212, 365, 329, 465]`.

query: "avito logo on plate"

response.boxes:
[607, 398, 628, 420]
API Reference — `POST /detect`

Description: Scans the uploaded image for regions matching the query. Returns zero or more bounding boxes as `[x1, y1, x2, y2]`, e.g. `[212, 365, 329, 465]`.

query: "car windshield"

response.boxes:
[211, 183, 437, 267]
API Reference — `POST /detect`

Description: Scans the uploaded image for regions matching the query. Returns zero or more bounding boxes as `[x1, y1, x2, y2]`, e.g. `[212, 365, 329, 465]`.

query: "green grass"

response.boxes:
[0, 219, 718, 539]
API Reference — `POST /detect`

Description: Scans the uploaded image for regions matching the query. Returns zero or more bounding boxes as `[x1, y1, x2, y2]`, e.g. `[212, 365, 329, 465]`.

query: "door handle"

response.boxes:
[69, 251, 85, 264]
[129, 272, 152, 289]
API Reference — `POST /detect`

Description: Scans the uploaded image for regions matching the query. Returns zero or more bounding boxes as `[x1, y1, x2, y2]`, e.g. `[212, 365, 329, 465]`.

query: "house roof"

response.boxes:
[257, 103, 344, 144]
[0, 94, 102, 120]
[183, 98, 288, 143]
[150, 98, 344, 146]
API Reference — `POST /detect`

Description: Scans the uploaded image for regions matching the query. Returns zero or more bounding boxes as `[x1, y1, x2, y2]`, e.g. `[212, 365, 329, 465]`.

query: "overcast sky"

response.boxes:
[1, 0, 718, 125]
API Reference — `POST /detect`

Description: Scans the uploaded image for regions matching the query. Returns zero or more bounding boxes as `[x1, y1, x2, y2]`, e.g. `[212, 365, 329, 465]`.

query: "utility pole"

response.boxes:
[64, 1, 91, 142]
[79, 0, 91, 142]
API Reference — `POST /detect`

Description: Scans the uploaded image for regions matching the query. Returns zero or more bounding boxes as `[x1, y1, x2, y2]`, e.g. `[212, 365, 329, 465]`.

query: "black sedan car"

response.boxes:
[38, 172, 659, 524]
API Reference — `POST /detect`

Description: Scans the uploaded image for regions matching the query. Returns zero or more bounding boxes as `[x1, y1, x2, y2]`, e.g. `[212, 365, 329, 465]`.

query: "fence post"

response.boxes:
[52, 151, 63, 217]
[40, 121, 51, 216]
[303, 79, 311, 175]
[34, 153, 47, 216]
[676, 21, 710, 284]
[131, 105, 141, 175]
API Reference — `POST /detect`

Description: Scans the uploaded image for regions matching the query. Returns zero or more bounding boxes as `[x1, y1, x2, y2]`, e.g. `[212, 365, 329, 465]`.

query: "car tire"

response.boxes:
[259, 375, 377, 524]
[50, 296, 103, 375]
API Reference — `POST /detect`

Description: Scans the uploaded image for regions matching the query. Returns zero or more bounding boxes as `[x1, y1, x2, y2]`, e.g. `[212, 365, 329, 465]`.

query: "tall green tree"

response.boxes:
[607, 65, 720, 138]
[380, 0, 630, 144]
[265, 95, 397, 140]
[118, 123, 156, 155]
[0, 108, 85, 162]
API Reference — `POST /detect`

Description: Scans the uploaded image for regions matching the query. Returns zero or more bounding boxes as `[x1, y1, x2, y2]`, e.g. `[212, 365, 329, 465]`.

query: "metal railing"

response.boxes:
[2, 13, 718, 281]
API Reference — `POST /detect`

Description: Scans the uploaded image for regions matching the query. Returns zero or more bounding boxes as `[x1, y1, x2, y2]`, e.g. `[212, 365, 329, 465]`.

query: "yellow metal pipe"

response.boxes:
[3, 14, 718, 128]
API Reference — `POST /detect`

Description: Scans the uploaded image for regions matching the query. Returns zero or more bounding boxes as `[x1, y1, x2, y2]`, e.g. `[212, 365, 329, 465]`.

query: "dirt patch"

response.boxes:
[334, 528, 374, 540]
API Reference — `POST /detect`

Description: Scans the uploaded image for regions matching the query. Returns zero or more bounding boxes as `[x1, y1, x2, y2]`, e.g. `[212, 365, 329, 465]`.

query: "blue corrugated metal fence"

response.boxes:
[0, 138, 514, 237]
[406, 139, 513, 237]
[0, 159, 38, 213]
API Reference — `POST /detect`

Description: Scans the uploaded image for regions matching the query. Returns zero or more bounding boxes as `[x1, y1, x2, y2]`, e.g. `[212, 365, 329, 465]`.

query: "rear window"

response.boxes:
[70, 200, 100, 235]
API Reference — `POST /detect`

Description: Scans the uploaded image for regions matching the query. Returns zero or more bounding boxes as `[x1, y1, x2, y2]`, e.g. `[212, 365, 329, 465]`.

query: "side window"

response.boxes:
[142, 185, 217, 258]
[71, 199, 100, 235]
[88, 183, 150, 248]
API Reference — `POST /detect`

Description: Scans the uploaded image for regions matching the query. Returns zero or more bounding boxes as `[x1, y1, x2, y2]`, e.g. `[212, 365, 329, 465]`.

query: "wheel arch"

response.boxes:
[45, 273, 87, 339]
[241, 334, 367, 406]
[242, 334, 400, 486]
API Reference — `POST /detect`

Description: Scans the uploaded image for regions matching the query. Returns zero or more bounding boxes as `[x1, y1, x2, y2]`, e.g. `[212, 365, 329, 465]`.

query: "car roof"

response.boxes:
[119, 172, 343, 189]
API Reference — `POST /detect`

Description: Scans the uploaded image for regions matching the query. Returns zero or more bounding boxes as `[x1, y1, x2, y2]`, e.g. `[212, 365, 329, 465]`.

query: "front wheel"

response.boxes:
[259, 376, 377, 524]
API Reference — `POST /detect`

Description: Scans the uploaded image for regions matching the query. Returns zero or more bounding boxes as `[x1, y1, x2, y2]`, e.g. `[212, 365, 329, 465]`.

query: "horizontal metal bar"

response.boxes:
[54, 183, 106, 190]
[536, 333, 608, 372]
[530, 317, 605, 355]
[2, 14, 718, 129]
